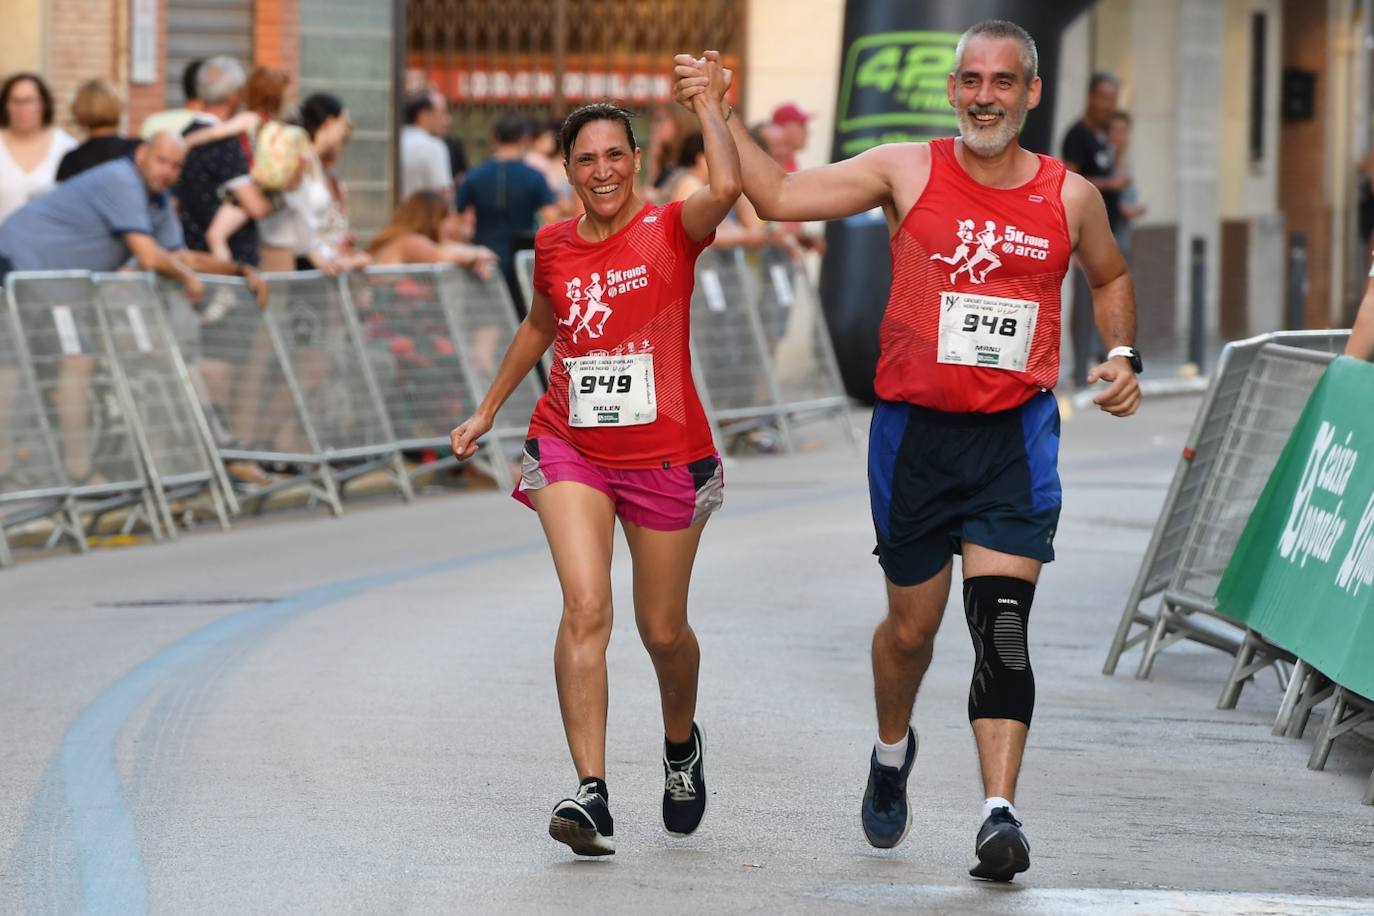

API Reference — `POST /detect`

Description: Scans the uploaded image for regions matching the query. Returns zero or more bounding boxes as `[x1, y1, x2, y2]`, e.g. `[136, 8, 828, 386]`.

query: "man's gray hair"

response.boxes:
[196, 56, 246, 106]
[953, 20, 1039, 83]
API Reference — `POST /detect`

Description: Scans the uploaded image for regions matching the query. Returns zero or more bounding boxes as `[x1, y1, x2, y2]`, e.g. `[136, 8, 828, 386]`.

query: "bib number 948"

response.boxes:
[962, 314, 1019, 337]
[937, 291, 1039, 372]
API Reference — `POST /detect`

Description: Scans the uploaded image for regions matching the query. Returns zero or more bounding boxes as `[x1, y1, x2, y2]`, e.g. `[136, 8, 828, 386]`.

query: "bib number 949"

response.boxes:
[565, 352, 656, 427]
[578, 374, 634, 395]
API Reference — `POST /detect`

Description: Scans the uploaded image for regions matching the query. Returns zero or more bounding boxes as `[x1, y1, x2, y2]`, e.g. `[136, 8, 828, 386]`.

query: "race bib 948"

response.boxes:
[565, 353, 656, 427]
[936, 291, 1039, 372]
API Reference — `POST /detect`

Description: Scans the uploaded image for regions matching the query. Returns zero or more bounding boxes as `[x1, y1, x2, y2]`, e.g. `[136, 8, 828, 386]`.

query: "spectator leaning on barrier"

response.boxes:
[56, 79, 140, 182]
[400, 87, 453, 200]
[0, 133, 261, 482]
[367, 190, 497, 274]
[140, 59, 205, 140]
[0, 72, 77, 226]
[0, 134, 199, 287]
[457, 112, 558, 311]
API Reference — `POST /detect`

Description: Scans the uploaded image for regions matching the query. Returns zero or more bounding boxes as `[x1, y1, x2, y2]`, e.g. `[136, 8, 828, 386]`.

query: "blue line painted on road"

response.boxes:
[45, 480, 866, 914]
[56, 542, 544, 916]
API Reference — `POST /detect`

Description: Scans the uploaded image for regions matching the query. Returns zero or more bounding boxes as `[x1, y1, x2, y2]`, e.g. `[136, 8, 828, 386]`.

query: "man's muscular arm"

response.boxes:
[1064, 171, 1141, 417]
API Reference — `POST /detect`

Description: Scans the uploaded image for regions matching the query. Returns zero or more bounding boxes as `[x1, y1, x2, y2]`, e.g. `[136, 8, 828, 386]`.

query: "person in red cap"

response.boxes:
[770, 102, 811, 173]
[767, 103, 825, 254]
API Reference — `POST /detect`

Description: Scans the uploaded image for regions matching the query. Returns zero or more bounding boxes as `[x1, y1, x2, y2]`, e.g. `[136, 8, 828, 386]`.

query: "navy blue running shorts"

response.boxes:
[868, 391, 1062, 587]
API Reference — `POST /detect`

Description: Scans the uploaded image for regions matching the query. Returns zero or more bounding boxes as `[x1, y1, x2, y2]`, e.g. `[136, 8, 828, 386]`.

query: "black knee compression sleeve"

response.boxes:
[964, 576, 1036, 726]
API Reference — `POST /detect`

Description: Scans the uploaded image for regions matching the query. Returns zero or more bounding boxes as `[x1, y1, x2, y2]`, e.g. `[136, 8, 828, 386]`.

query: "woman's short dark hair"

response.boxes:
[0, 72, 55, 128]
[300, 93, 345, 138]
[560, 103, 636, 163]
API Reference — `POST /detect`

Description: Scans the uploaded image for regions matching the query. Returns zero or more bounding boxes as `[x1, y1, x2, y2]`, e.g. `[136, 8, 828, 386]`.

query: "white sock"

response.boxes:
[983, 796, 1018, 822]
[874, 730, 912, 768]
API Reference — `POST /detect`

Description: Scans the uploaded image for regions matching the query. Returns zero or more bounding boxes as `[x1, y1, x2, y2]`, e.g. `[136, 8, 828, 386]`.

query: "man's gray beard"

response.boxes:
[957, 109, 1021, 158]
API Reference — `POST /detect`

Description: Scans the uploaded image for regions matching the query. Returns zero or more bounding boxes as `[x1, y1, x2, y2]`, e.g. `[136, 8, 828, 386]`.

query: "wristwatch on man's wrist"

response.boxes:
[1107, 345, 1143, 374]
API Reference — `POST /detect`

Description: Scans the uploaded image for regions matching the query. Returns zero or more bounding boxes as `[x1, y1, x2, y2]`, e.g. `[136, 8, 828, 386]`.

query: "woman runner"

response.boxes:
[449, 55, 738, 856]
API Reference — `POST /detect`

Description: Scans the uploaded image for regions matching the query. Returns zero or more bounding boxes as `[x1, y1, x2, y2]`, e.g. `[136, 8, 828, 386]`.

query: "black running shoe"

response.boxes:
[861, 727, 917, 848]
[969, 807, 1030, 881]
[662, 722, 706, 836]
[549, 781, 615, 856]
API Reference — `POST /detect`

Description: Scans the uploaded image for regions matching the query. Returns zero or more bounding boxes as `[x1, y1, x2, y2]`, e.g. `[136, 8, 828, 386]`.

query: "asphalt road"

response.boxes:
[2, 395, 1372, 915]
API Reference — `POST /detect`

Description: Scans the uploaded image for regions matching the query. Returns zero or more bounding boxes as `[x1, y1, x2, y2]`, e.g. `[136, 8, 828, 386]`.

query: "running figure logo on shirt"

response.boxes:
[930, 218, 1055, 284]
[930, 219, 1003, 285]
[560, 274, 614, 343]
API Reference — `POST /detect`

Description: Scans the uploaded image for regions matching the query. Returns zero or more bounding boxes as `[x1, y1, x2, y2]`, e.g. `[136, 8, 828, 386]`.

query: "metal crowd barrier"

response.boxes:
[1103, 330, 1351, 675]
[432, 264, 544, 487]
[93, 273, 234, 532]
[263, 270, 413, 503]
[690, 247, 794, 448]
[746, 245, 855, 444]
[513, 248, 553, 379]
[161, 274, 343, 516]
[4, 271, 166, 542]
[0, 282, 85, 566]
[346, 264, 523, 488]
[4, 254, 858, 567]
[1127, 343, 1337, 679]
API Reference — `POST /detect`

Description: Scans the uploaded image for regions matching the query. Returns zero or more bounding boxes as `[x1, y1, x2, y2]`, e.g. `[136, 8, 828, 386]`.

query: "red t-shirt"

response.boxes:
[527, 200, 716, 469]
[875, 137, 1071, 413]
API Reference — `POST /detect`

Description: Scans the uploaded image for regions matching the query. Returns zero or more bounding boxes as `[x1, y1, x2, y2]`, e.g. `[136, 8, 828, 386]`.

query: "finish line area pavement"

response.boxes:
[2, 397, 1372, 915]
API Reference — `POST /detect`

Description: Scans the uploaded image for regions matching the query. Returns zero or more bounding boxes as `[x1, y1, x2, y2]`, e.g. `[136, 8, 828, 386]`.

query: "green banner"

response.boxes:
[1216, 356, 1374, 700]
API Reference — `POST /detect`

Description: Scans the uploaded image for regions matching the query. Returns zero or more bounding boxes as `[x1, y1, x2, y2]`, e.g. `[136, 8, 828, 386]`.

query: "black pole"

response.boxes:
[820, 0, 1096, 402]
[1188, 237, 1206, 371]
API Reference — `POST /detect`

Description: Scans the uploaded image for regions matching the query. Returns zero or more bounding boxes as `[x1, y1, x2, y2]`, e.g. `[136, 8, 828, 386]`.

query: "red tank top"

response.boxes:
[874, 137, 1071, 413]
[526, 201, 716, 469]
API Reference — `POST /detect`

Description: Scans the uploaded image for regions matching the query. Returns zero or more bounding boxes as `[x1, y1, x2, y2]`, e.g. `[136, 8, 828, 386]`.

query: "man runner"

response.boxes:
[676, 20, 1141, 881]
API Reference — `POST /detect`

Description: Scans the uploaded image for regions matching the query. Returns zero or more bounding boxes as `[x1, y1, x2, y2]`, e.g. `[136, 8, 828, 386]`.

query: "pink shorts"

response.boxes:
[513, 436, 724, 531]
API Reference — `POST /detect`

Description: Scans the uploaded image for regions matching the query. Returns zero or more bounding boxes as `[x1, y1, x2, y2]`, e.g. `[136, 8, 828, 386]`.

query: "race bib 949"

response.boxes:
[565, 353, 656, 427]
[936, 291, 1039, 372]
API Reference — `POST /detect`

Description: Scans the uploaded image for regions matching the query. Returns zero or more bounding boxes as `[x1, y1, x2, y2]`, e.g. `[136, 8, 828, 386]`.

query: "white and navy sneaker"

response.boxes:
[662, 722, 706, 836]
[969, 806, 1030, 881]
[861, 727, 917, 848]
[549, 780, 615, 856]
